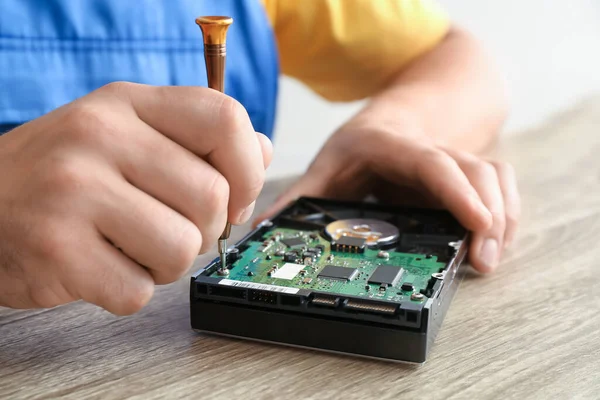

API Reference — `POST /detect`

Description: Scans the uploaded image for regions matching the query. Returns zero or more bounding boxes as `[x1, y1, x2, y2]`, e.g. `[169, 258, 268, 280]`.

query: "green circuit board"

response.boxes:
[211, 228, 445, 303]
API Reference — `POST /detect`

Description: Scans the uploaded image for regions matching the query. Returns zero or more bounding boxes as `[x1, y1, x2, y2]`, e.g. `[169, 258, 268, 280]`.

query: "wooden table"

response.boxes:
[2, 99, 600, 400]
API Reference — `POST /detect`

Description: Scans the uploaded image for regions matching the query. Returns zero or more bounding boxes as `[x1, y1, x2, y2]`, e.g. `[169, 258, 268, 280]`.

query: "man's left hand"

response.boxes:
[256, 123, 520, 273]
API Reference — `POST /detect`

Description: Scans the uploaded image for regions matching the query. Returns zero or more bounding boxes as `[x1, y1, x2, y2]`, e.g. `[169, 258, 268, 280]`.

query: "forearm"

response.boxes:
[348, 27, 508, 154]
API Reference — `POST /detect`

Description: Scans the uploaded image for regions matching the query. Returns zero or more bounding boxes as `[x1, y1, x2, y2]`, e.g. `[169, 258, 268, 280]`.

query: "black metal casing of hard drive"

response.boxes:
[190, 197, 469, 363]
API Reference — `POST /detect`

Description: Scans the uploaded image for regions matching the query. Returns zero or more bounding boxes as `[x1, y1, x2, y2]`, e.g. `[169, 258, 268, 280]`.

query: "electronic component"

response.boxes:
[303, 251, 317, 258]
[307, 248, 320, 256]
[271, 263, 305, 280]
[331, 236, 366, 253]
[281, 237, 305, 248]
[302, 251, 317, 265]
[283, 252, 298, 263]
[318, 265, 358, 281]
[311, 295, 338, 308]
[258, 240, 274, 252]
[191, 196, 469, 363]
[226, 248, 240, 264]
[368, 265, 404, 287]
[345, 299, 397, 315]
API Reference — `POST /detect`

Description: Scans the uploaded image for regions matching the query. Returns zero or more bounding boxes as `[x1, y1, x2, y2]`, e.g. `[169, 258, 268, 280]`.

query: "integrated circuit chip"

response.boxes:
[318, 265, 358, 281]
[283, 252, 298, 262]
[281, 237, 305, 248]
[368, 265, 404, 287]
[332, 236, 366, 253]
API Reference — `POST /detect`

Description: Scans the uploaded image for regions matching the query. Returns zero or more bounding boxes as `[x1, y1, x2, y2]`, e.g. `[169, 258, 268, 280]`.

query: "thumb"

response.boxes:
[255, 132, 273, 169]
[253, 172, 327, 227]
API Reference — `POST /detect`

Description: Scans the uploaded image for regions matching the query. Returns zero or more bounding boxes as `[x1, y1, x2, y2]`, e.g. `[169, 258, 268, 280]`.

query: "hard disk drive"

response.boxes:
[190, 197, 469, 363]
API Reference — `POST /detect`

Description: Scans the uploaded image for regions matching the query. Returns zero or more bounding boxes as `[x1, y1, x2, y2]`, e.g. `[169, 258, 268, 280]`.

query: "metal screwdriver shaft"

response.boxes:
[196, 16, 233, 275]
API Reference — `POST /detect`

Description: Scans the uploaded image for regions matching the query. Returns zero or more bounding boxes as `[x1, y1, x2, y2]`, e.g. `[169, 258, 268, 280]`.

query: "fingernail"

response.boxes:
[237, 201, 256, 224]
[479, 238, 498, 271]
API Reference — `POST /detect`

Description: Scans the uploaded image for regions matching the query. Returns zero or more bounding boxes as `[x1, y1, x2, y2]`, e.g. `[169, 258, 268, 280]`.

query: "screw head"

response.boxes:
[411, 292, 425, 301]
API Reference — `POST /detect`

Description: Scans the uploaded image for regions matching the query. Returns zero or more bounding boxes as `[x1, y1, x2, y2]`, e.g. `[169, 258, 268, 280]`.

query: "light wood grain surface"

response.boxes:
[2, 98, 600, 400]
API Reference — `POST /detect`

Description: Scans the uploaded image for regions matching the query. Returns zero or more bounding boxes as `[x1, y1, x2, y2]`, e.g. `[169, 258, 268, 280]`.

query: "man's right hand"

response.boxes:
[0, 82, 272, 315]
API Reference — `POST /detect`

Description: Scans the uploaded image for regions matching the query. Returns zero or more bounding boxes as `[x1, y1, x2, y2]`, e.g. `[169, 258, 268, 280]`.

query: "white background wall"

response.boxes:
[267, 0, 600, 179]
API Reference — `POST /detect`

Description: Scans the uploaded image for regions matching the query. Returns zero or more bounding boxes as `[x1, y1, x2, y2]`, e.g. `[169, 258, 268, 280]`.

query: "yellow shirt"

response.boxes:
[261, 0, 450, 101]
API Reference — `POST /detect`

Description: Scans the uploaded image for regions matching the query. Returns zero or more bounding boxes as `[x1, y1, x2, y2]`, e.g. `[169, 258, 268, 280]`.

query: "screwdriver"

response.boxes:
[196, 16, 233, 275]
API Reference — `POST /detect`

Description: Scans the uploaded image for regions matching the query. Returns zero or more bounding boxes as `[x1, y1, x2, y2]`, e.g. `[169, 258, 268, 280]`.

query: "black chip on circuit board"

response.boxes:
[318, 265, 358, 281]
[368, 266, 404, 287]
[281, 237, 305, 248]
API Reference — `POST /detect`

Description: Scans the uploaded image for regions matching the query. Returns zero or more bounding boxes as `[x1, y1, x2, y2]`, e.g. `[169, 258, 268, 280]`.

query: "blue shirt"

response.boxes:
[0, 0, 279, 137]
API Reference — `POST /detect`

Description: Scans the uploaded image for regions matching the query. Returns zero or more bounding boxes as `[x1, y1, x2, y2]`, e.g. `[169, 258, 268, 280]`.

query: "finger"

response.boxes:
[450, 151, 506, 273]
[67, 234, 155, 315]
[107, 118, 228, 253]
[411, 150, 493, 231]
[490, 160, 521, 248]
[372, 182, 445, 208]
[94, 171, 202, 285]
[371, 137, 493, 231]
[256, 132, 274, 170]
[102, 83, 266, 225]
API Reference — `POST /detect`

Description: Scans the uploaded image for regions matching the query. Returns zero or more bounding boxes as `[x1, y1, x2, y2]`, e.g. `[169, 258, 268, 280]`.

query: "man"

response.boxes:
[0, 0, 519, 315]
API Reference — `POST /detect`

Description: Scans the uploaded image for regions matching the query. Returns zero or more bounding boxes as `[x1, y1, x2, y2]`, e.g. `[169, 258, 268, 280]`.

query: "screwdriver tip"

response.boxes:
[217, 238, 229, 275]
[220, 251, 227, 270]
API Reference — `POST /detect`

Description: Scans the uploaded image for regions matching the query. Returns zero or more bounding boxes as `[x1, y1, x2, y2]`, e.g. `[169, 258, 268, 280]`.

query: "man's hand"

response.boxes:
[259, 27, 517, 273]
[0, 82, 272, 315]
[256, 125, 519, 273]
